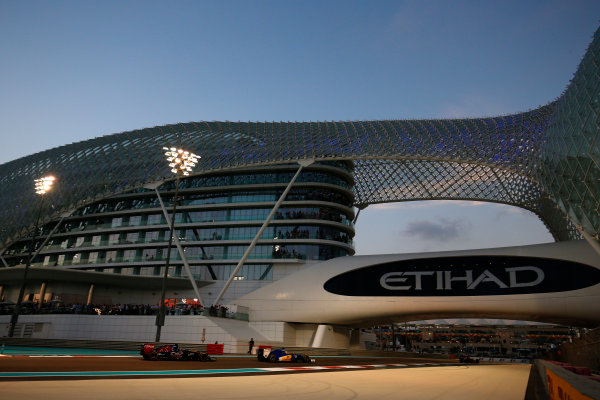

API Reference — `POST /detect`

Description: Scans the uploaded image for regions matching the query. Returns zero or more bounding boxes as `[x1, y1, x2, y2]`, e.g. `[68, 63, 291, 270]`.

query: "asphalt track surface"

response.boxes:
[0, 348, 532, 399]
[0, 353, 457, 378]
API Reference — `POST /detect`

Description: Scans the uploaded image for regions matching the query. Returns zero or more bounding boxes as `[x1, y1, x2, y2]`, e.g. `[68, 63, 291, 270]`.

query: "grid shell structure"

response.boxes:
[0, 28, 599, 258]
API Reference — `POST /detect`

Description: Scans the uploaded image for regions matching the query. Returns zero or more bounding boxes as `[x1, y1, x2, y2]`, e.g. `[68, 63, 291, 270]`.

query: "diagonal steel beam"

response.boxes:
[214, 159, 314, 306]
[154, 187, 205, 306]
[575, 223, 600, 258]
[28, 215, 67, 265]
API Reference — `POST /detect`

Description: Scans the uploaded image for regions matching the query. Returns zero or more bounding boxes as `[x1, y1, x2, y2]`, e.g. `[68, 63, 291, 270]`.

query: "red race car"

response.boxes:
[140, 343, 216, 361]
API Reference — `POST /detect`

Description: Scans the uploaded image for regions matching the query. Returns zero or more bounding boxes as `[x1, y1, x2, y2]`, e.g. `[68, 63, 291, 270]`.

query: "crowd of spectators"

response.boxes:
[0, 302, 231, 318]
[275, 228, 350, 243]
[274, 209, 347, 224]
[272, 247, 305, 259]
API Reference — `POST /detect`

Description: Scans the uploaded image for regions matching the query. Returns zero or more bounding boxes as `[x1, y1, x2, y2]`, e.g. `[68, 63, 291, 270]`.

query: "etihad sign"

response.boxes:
[379, 266, 544, 291]
[323, 255, 600, 297]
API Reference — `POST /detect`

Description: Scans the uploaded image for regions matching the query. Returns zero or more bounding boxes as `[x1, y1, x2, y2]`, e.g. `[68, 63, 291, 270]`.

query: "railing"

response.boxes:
[0, 303, 250, 322]
[41, 232, 353, 251]
[31, 251, 314, 267]
[60, 210, 354, 232]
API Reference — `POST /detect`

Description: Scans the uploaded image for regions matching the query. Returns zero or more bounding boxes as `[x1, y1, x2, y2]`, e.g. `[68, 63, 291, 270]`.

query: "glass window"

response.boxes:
[111, 217, 123, 228]
[187, 210, 227, 223]
[142, 249, 156, 261]
[106, 250, 117, 262]
[147, 214, 162, 225]
[185, 246, 223, 260]
[123, 249, 136, 261]
[88, 252, 98, 263]
[108, 233, 120, 245]
[145, 231, 159, 242]
[211, 264, 272, 281]
[191, 228, 224, 241]
[91, 235, 101, 246]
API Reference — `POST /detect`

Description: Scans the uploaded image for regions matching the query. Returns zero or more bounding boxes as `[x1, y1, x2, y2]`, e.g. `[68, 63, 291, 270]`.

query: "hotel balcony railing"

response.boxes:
[32, 252, 314, 267]
[62, 211, 353, 232]
[41, 233, 353, 251]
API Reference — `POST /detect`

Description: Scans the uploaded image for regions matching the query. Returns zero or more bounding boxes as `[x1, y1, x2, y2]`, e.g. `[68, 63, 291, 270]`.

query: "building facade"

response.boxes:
[0, 27, 598, 319]
[373, 323, 573, 358]
[1, 162, 355, 306]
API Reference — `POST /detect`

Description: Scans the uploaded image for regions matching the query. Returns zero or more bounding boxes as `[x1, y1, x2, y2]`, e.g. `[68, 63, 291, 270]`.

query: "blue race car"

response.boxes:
[257, 348, 313, 363]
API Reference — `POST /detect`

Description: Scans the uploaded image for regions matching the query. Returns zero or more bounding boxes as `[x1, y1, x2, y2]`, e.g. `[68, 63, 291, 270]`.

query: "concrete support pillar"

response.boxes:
[312, 324, 329, 348]
[0, 285, 4, 301]
[86, 283, 95, 305]
[348, 328, 360, 350]
[38, 282, 47, 305]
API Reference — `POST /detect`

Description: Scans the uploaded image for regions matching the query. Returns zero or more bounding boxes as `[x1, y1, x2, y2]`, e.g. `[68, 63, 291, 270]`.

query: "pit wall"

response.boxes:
[0, 315, 355, 353]
[0, 314, 269, 354]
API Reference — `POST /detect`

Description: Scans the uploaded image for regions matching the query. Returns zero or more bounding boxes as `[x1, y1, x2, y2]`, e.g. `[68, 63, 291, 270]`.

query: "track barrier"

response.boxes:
[525, 360, 600, 400]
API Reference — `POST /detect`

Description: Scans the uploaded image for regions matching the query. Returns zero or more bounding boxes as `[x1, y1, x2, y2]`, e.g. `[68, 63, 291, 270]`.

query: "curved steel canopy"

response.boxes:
[0, 28, 598, 249]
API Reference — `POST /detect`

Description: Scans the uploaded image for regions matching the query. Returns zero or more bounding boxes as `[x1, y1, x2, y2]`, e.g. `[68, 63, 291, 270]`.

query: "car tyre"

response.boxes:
[268, 353, 277, 363]
[149, 351, 158, 361]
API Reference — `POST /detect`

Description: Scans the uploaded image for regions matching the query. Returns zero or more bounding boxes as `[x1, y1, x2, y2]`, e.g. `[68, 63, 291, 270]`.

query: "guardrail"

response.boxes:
[525, 359, 600, 400]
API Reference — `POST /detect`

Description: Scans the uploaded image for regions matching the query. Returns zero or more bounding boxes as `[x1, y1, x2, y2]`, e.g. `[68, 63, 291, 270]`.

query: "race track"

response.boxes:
[0, 347, 532, 399]
[0, 352, 455, 379]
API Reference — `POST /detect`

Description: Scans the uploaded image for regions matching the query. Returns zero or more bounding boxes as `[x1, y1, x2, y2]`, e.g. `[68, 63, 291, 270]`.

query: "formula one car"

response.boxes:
[257, 348, 313, 363]
[458, 354, 479, 364]
[140, 343, 216, 361]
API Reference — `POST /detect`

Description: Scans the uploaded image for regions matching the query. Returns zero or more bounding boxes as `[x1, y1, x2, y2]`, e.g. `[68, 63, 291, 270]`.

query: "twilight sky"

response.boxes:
[1, 1, 598, 255]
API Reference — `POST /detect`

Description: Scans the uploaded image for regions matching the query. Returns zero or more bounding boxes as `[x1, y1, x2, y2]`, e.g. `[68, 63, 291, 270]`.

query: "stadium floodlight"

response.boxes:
[163, 147, 199, 176]
[156, 148, 200, 342]
[9, 175, 56, 337]
[34, 176, 56, 195]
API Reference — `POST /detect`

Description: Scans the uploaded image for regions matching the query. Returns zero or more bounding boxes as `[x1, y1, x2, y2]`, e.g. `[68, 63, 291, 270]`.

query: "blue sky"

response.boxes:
[1, 1, 599, 255]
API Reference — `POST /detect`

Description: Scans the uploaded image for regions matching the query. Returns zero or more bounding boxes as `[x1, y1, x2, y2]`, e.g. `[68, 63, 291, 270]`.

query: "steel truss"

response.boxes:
[1, 29, 599, 249]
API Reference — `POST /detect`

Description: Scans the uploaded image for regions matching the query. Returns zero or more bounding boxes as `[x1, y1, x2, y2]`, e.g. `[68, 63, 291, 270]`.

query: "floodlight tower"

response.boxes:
[9, 175, 56, 337]
[155, 147, 199, 342]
